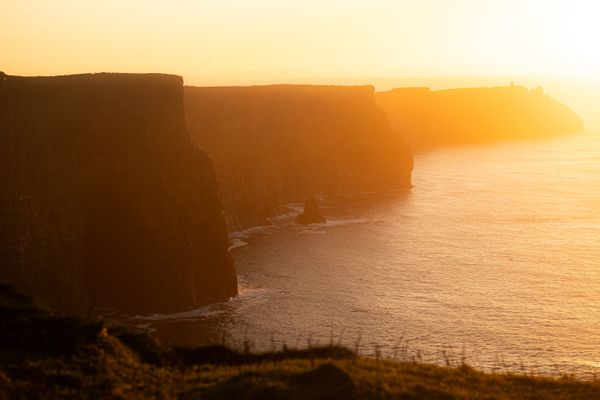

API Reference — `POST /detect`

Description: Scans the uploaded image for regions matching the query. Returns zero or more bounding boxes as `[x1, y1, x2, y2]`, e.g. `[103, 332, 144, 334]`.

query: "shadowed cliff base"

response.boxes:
[2, 284, 600, 399]
[184, 84, 413, 230]
[376, 85, 584, 150]
[0, 73, 237, 314]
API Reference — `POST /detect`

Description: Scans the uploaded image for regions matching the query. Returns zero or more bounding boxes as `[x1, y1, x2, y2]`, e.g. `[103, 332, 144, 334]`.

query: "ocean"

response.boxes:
[142, 131, 600, 377]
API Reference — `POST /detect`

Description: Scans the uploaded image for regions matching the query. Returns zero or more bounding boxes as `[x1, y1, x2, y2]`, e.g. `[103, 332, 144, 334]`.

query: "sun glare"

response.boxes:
[1, 0, 600, 80]
[539, 1, 600, 78]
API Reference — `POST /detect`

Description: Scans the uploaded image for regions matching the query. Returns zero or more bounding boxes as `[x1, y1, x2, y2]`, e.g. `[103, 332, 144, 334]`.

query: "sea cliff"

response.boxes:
[0, 72, 237, 314]
[184, 85, 413, 230]
[376, 85, 585, 149]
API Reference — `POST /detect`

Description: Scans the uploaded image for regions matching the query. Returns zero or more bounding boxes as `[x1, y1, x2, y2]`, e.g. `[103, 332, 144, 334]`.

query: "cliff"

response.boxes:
[0, 72, 237, 314]
[376, 86, 585, 149]
[184, 85, 413, 230]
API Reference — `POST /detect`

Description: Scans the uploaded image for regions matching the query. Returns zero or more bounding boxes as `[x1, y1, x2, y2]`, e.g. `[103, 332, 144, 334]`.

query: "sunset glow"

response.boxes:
[2, 0, 600, 81]
[4, 1, 600, 396]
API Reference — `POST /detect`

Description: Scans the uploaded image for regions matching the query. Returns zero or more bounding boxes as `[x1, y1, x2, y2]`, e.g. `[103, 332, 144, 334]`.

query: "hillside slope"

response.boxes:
[1, 284, 598, 399]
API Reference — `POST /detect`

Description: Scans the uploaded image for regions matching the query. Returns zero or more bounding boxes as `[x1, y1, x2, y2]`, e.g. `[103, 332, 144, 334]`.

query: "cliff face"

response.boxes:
[184, 85, 413, 230]
[0, 72, 237, 314]
[376, 86, 585, 149]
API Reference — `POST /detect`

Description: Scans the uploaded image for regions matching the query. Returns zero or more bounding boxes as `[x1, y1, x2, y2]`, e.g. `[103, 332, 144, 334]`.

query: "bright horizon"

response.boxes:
[2, 0, 600, 126]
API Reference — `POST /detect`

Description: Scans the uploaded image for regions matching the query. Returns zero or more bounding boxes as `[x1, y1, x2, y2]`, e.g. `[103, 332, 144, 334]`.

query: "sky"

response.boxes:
[2, 0, 599, 126]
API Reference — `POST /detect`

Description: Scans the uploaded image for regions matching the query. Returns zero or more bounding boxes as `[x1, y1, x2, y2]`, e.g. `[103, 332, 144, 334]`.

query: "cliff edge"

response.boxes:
[0, 73, 237, 314]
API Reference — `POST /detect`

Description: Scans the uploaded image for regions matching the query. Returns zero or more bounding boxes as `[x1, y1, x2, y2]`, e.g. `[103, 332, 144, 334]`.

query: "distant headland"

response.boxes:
[376, 85, 584, 149]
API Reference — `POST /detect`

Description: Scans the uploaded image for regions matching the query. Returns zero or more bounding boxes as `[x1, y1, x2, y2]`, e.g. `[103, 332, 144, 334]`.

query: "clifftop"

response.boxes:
[4, 71, 182, 82]
[195, 83, 375, 91]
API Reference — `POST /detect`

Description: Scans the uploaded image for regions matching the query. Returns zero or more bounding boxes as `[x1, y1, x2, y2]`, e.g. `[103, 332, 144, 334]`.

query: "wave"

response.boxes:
[230, 225, 276, 239]
[132, 303, 227, 322]
[132, 278, 271, 323]
[228, 224, 278, 251]
[322, 217, 378, 227]
[228, 238, 249, 251]
[227, 197, 384, 250]
[230, 214, 379, 241]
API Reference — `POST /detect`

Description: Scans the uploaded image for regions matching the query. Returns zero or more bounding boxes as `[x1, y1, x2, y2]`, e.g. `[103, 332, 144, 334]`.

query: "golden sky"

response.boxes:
[2, 0, 599, 125]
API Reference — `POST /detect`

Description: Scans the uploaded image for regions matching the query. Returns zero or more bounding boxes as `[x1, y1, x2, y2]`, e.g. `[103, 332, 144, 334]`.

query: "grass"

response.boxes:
[1, 283, 600, 399]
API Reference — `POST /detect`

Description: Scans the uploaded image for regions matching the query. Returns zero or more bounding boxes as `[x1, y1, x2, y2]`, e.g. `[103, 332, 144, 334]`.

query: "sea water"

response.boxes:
[145, 131, 600, 377]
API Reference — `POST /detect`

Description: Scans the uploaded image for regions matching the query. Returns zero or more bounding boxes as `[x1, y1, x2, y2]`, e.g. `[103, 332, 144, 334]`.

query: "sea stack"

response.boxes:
[295, 196, 326, 225]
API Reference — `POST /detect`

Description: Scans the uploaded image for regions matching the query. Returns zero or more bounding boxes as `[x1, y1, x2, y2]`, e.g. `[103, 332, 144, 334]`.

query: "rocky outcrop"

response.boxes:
[184, 85, 413, 230]
[376, 86, 585, 149]
[295, 196, 326, 225]
[0, 72, 237, 314]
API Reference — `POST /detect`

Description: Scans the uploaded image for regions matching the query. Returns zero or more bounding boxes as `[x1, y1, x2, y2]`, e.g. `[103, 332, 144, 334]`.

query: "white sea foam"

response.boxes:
[299, 228, 327, 234]
[321, 217, 377, 227]
[228, 238, 249, 251]
[132, 277, 270, 323]
[132, 304, 227, 322]
[230, 224, 275, 240]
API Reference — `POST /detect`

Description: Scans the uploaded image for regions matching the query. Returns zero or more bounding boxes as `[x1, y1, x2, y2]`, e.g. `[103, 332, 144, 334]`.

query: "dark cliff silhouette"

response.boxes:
[295, 196, 326, 225]
[0, 72, 237, 314]
[376, 85, 585, 149]
[184, 85, 413, 230]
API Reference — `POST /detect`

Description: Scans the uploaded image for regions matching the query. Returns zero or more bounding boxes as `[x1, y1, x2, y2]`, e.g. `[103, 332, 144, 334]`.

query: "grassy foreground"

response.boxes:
[2, 284, 600, 399]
